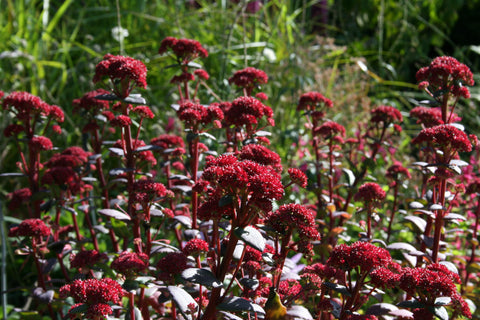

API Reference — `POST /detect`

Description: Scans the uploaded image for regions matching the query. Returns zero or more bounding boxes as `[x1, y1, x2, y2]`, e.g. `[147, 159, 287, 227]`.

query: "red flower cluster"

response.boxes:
[60, 278, 123, 319]
[150, 134, 185, 150]
[182, 238, 209, 256]
[170, 72, 195, 84]
[416, 56, 474, 98]
[3, 91, 51, 120]
[93, 54, 147, 98]
[265, 204, 320, 254]
[3, 124, 25, 137]
[110, 114, 132, 127]
[112, 139, 157, 165]
[176, 101, 224, 127]
[111, 251, 149, 277]
[287, 168, 308, 188]
[314, 120, 346, 139]
[200, 154, 284, 219]
[194, 69, 209, 80]
[297, 92, 333, 112]
[223, 96, 274, 132]
[238, 144, 282, 172]
[30, 136, 53, 151]
[386, 163, 411, 181]
[42, 166, 90, 195]
[45, 146, 91, 168]
[7, 188, 32, 211]
[278, 279, 302, 302]
[132, 105, 154, 119]
[8, 218, 51, 238]
[412, 124, 472, 157]
[354, 182, 386, 206]
[157, 252, 189, 280]
[72, 89, 111, 114]
[399, 264, 471, 318]
[70, 250, 108, 271]
[409, 106, 444, 127]
[158, 37, 208, 63]
[326, 241, 392, 272]
[228, 67, 268, 92]
[370, 105, 403, 124]
[130, 179, 167, 205]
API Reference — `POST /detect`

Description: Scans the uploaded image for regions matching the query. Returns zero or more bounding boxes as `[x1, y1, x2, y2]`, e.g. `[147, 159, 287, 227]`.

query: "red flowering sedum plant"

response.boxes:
[2, 35, 478, 320]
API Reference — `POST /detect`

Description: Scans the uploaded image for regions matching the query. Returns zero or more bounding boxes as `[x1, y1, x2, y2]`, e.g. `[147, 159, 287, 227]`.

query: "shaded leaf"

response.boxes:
[366, 303, 398, 316]
[397, 300, 424, 309]
[387, 242, 418, 253]
[234, 226, 265, 252]
[168, 286, 197, 320]
[109, 147, 125, 156]
[408, 201, 424, 209]
[98, 209, 131, 221]
[444, 213, 466, 221]
[181, 268, 223, 288]
[218, 296, 265, 315]
[286, 305, 313, 319]
[404, 216, 426, 232]
[323, 282, 351, 296]
[342, 168, 355, 186]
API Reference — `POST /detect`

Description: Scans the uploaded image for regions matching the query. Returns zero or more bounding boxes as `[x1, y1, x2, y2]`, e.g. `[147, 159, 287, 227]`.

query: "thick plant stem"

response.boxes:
[431, 178, 446, 263]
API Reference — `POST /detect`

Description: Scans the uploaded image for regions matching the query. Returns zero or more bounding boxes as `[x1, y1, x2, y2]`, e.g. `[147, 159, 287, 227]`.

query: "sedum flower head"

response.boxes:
[297, 91, 333, 112]
[158, 37, 208, 64]
[370, 105, 403, 125]
[228, 67, 268, 91]
[93, 54, 147, 98]
[327, 241, 392, 272]
[111, 251, 149, 277]
[182, 238, 209, 256]
[416, 56, 474, 98]
[354, 182, 386, 206]
[8, 218, 51, 238]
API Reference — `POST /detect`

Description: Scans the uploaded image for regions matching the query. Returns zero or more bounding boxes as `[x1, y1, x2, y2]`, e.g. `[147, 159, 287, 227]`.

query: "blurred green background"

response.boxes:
[1, 0, 480, 169]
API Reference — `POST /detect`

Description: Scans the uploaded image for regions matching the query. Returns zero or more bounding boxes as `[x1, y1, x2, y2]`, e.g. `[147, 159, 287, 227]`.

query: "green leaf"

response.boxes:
[234, 226, 265, 252]
[123, 279, 140, 292]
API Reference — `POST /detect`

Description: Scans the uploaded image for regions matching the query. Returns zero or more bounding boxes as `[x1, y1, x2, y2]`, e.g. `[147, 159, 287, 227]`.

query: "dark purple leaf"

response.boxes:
[98, 208, 131, 221]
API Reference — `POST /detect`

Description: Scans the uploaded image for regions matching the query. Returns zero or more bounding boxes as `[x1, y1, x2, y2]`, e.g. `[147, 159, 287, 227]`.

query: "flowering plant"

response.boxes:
[1, 34, 479, 320]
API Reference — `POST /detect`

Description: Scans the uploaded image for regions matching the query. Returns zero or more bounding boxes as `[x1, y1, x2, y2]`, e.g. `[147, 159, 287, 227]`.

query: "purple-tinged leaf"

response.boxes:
[173, 215, 192, 228]
[0, 172, 25, 177]
[181, 268, 223, 288]
[217, 296, 265, 315]
[387, 242, 417, 253]
[109, 147, 125, 156]
[98, 208, 131, 221]
[444, 213, 466, 221]
[404, 216, 426, 232]
[32, 287, 54, 303]
[287, 305, 313, 319]
[168, 286, 197, 320]
[408, 201, 424, 209]
[366, 303, 398, 315]
[234, 226, 265, 252]
[323, 282, 351, 296]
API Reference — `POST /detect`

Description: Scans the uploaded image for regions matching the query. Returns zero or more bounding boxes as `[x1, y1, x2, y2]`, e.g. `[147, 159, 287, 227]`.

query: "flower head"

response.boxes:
[194, 69, 209, 80]
[223, 96, 273, 133]
[111, 251, 149, 277]
[314, 120, 346, 139]
[72, 89, 111, 114]
[93, 54, 147, 98]
[412, 124, 472, 158]
[60, 278, 123, 319]
[228, 67, 268, 93]
[354, 182, 386, 206]
[2, 91, 51, 120]
[265, 204, 320, 254]
[70, 250, 108, 271]
[370, 105, 403, 125]
[327, 241, 392, 272]
[416, 56, 474, 98]
[3, 124, 25, 137]
[157, 252, 189, 280]
[297, 92, 333, 112]
[386, 163, 411, 181]
[410, 106, 446, 128]
[182, 238, 209, 256]
[150, 134, 185, 150]
[8, 218, 51, 238]
[287, 168, 308, 188]
[177, 101, 224, 128]
[239, 144, 282, 172]
[7, 188, 32, 211]
[158, 37, 208, 64]
[30, 136, 53, 151]
[132, 105, 154, 119]
[45, 146, 91, 168]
